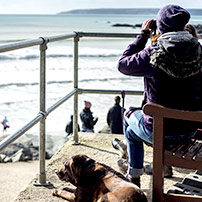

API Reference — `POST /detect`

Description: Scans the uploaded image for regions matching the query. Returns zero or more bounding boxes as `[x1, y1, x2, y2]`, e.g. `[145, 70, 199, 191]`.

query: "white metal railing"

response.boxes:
[0, 32, 144, 185]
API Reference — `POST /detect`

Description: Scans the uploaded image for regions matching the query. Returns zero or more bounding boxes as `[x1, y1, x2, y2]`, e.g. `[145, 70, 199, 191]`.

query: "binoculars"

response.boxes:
[149, 20, 157, 35]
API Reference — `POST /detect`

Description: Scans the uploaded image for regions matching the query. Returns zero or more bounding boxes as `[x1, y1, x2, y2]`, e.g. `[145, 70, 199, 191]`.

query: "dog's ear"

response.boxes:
[71, 154, 95, 179]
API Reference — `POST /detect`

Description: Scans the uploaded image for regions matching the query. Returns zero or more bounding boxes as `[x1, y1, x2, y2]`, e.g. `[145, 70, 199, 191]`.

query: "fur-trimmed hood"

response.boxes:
[150, 31, 202, 78]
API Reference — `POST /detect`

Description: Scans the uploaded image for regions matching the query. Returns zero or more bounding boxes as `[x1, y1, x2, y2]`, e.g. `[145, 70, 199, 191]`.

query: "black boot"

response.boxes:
[126, 174, 141, 187]
[130, 177, 141, 187]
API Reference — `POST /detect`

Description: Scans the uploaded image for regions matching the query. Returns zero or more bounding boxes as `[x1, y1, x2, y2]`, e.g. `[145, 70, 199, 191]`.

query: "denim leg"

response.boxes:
[123, 109, 152, 177]
[125, 126, 144, 176]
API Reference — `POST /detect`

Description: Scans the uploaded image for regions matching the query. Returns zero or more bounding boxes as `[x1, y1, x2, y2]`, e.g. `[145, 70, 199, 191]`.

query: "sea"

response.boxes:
[0, 13, 201, 137]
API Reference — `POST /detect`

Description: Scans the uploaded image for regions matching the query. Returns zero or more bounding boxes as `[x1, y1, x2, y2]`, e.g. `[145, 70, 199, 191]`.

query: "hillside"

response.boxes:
[58, 8, 202, 15]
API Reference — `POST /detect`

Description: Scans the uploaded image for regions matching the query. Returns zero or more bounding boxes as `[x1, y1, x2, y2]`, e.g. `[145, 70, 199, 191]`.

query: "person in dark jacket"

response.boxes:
[80, 101, 98, 132]
[65, 115, 80, 137]
[117, 4, 202, 187]
[107, 96, 123, 134]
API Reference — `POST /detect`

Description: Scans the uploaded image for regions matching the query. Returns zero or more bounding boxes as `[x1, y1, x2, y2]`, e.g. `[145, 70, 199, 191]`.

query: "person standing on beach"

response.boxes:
[1, 116, 9, 135]
[80, 101, 98, 132]
[117, 4, 202, 187]
[107, 96, 123, 134]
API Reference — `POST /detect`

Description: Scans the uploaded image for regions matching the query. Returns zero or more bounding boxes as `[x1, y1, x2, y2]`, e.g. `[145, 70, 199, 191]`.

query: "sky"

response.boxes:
[0, 0, 201, 14]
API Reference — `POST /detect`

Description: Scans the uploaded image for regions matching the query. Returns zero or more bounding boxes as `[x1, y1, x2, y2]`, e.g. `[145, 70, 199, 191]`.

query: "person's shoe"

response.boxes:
[117, 159, 128, 173]
[111, 138, 127, 159]
[164, 165, 173, 178]
[126, 174, 141, 187]
[144, 164, 152, 175]
[111, 138, 124, 150]
[144, 164, 173, 178]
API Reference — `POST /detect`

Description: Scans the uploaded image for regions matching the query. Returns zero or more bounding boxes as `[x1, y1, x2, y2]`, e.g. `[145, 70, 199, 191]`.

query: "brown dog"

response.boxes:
[52, 154, 147, 202]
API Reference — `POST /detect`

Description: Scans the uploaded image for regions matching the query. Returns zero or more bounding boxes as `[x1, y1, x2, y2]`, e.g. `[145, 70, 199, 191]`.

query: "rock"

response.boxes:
[111, 23, 202, 34]
[3, 156, 12, 163]
[0, 154, 6, 162]
[0, 133, 52, 163]
[112, 23, 135, 28]
[10, 149, 24, 162]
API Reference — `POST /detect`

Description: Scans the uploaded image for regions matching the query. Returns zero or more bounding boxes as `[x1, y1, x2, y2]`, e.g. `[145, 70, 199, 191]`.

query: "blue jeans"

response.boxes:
[124, 109, 195, 177]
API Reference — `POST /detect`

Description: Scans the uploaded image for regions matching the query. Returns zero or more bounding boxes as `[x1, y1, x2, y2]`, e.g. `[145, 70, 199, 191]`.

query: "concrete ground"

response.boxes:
[13, 132, 192, 202]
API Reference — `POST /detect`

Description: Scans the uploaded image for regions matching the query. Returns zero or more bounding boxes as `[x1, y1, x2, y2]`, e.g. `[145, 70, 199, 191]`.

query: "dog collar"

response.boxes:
[85, 162, 95, 171]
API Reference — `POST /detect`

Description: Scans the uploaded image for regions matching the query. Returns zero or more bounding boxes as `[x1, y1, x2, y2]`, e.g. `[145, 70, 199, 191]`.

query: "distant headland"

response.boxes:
[58, 8, 202, 34]
[58, 8, 202, 16]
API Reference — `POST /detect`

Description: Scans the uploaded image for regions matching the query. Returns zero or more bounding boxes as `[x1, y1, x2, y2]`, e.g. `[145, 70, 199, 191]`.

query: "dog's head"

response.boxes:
[56, 154, 96, 186]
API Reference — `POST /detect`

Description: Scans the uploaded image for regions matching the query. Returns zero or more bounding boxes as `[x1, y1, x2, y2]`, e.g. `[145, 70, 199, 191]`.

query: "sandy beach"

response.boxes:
[0, 160, 38, 202]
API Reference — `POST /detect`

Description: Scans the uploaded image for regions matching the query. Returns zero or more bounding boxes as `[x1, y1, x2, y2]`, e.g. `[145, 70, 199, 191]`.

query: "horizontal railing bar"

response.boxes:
[78, 88, 144, 95]
[77, 32, 139, 38]
[46, 88, 78, 115]
[0, 113, 43, 152]
[78, 32, 202, 39]
[0, 38, 44, 53]
[47, 33, 77, 43]
[0, 33, 77, 53]
[0, 32, 201, 53]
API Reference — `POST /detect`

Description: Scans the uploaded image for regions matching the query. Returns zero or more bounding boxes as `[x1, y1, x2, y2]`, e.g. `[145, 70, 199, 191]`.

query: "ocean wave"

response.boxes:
[0, 80, 73, 88]
[0, 53, 120, 60]
[0, 77, 133, 89]
[0, 82, 38, 88]
[80, 77, 132, 83]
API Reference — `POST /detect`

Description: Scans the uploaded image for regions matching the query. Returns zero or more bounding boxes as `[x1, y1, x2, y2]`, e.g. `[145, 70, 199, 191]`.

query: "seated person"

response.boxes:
[117, 5, 202, 187]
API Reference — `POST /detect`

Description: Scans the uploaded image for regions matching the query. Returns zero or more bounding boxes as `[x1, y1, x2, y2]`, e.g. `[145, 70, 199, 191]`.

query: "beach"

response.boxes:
[0, 160, 38, 202]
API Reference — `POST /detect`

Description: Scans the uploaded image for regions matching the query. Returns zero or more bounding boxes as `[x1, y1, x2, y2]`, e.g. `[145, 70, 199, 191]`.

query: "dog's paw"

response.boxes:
[52, 189, 59, 196]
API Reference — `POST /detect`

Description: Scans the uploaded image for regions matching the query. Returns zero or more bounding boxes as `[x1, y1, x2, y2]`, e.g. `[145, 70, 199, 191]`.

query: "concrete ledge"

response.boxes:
[14, 132, 190, 202]
[15, 132, 126, 201]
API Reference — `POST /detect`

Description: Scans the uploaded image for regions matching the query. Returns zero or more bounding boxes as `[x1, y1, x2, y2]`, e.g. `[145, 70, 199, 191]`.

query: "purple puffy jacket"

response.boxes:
[118, 31, 202, 134]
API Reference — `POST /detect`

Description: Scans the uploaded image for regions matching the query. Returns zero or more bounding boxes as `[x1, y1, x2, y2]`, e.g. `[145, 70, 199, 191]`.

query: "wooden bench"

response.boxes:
[143, 103, 202, 202]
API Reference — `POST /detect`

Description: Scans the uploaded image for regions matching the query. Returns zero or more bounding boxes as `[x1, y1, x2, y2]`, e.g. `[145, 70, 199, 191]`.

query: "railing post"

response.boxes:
[73, 35, 80, 144]
[34, 37, 50, 186]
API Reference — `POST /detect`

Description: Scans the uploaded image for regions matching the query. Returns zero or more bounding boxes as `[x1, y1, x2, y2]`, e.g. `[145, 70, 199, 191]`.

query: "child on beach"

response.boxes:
[117, 4, 202, 187]
[1, 116, 9, 135]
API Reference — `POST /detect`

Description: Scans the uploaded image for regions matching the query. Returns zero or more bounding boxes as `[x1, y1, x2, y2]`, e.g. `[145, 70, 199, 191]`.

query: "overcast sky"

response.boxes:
[0, 0, 201, 14]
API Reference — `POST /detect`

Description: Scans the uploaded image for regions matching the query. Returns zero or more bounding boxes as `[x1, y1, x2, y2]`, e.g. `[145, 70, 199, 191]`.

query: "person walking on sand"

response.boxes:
[80, 101, 98, 132]
[107, 96, 123, 134]
[1, 116, 9, 135]
[117, 4, 202, 187]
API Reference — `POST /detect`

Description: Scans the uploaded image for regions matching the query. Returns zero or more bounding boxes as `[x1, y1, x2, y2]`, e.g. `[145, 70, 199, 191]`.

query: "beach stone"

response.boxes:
[10, 149, 24, 162]
[0, 154, 6, 162]
[0, 133, 52, 162]
[3, 156, 12, 163]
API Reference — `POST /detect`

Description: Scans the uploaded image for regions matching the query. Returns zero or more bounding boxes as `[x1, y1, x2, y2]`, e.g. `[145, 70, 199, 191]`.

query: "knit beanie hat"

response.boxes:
[156, 5, 190, 34]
